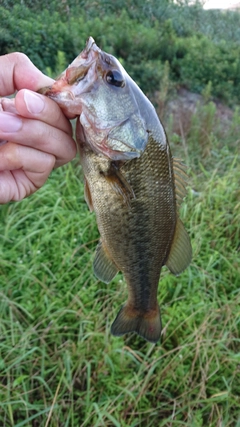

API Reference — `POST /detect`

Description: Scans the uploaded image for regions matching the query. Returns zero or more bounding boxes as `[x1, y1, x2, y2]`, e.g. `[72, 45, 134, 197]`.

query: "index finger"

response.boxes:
[0, 52, 76, 120]
[0, 52, 54, 96]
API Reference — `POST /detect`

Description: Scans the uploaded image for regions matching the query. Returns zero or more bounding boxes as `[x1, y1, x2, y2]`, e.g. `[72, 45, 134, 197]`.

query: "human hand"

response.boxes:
[0, 52, 77, 203]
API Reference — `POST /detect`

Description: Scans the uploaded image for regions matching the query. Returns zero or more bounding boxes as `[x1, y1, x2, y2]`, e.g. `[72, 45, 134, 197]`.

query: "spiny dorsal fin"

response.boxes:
[166, 217, 192, 275]
[93, 240, 118, 284]
[172, 158, 188, 210]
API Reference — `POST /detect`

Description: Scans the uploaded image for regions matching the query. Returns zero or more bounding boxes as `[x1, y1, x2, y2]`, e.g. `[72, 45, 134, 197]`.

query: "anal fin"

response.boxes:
[93, 240, 118, 284]
[166, 217, 192, 275]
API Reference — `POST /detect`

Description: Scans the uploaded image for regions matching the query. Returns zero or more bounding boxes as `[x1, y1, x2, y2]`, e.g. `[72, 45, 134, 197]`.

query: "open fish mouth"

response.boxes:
[39, 37, 100, 101]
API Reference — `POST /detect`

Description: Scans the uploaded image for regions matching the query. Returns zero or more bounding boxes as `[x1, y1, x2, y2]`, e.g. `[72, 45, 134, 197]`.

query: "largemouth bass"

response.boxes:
[40, 37, 192, 343]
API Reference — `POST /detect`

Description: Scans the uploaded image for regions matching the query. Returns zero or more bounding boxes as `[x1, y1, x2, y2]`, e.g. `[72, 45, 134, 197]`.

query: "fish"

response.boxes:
[40, 37, 192, 343]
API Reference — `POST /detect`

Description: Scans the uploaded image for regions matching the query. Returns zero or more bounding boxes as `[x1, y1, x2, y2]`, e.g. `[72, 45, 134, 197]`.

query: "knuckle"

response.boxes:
[10, 52, 29, 65]
[1, 142, 19, 168]
[47, 153, 56, 170]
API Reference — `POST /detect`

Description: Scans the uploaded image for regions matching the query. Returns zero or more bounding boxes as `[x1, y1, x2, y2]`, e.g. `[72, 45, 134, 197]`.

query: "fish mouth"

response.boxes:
[39, 37, 100, 104]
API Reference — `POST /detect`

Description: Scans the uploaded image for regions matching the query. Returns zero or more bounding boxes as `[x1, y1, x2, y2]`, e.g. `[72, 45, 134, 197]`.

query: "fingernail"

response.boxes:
[0, 112, 22, 132]
[24, 90, 45, 114]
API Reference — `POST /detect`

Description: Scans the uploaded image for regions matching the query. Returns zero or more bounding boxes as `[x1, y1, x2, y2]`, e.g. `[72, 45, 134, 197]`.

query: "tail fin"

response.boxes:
[111, 304, 161, 343]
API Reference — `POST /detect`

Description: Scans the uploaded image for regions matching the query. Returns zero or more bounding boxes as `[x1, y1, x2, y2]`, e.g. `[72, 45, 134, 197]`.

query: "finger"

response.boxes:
[0, 142, 55, 203]
[0, 100, 8, 145]
[0, 52, 54, 96]
[0, 54, 76, 120]
[2, 93, 75, 136]
[1, 98, 18, 114]
[0, 112, 76, 167]
[15, 89, 74, 134]
[0, 140, 55, 173]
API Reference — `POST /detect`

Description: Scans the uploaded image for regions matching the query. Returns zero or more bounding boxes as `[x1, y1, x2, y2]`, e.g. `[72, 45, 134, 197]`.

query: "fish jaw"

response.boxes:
[77, 114, 144, 161]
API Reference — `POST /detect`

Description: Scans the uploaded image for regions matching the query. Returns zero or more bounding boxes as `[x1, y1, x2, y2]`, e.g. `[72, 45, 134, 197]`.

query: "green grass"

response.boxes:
[0, 105, 239, 426]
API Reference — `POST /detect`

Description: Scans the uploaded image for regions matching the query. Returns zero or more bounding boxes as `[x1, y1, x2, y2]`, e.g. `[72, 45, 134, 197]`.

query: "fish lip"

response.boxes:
[38, 86, 52, 96]
[38, 87, 75, 101]
[85, 36, 99, 54]
[86, 36, 95, 53]
[49, 90, 75, 101]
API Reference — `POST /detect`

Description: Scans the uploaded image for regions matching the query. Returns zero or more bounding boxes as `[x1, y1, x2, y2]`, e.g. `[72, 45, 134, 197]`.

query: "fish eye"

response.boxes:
[106, 70, 125, 87]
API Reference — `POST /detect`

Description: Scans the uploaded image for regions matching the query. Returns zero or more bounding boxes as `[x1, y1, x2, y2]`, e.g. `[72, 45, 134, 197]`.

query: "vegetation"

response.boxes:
[0, 100, 239, 426]
[0, 1, 239, 426]
[1, 1, 240, 103]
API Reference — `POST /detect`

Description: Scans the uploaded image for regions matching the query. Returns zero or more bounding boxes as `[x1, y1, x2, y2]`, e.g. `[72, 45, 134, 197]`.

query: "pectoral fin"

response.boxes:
[103, 162, 135, 208]
[93, 240, 118, 284]
[166, 217, 192, 275]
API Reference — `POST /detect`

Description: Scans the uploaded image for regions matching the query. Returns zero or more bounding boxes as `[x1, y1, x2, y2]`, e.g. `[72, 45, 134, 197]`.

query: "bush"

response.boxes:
[0, 6, 75, 72]
[174, 35, 240, 104]
[0, 2, 240, 103]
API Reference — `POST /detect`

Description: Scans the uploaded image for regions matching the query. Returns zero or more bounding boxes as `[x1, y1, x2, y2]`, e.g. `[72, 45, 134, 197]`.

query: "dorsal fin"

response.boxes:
[166, 217, 192, 275]
[172, 158, 188, 210]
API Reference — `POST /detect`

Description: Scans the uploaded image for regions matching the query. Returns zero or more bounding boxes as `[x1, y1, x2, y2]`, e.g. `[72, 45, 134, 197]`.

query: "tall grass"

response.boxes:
[0, 103, 239, 426]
